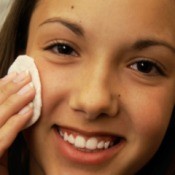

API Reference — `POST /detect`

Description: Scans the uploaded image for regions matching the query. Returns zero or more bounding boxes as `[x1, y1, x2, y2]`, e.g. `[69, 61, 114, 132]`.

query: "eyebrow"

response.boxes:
[39, 17, 175, 54]
[39, 17, 85, 37]
[132, 39, 175, 54]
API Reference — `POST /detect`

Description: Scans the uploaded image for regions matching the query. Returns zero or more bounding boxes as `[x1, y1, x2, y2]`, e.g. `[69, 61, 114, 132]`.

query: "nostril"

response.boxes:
[69, 94, 119, 120]
[69, 85, 119, 120]
[95, 113, 111, 120]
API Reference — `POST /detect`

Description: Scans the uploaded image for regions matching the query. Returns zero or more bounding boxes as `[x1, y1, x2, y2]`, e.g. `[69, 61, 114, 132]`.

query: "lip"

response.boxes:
[52, 125, 126, 165]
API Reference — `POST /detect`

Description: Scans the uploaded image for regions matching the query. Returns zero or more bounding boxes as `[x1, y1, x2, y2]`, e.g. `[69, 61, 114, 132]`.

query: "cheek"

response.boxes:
[126, 86, 174, 143]
[118, 85, 175, 172]
[35, 59, 76, 121]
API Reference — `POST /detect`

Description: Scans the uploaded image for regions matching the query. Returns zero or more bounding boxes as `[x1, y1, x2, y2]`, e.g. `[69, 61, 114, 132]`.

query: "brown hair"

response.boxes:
[0, 1, 39, 175]
[0, 0, 39, 77]
[0, 0, 175, 175]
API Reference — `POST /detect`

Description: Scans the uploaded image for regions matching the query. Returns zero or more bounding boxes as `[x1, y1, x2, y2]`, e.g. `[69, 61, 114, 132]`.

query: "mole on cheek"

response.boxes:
[71, 5, 75, 9]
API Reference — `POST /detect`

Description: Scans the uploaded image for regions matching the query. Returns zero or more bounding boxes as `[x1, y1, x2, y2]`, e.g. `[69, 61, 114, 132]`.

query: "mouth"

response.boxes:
[53, 125, 124, 153]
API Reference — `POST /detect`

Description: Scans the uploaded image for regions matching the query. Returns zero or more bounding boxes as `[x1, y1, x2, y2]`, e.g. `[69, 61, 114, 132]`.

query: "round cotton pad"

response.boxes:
[8, 55, 42, 128]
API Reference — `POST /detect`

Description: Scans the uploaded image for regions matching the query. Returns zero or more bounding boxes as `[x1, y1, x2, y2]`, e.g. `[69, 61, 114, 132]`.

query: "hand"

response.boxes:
[0, 72, 35, 174]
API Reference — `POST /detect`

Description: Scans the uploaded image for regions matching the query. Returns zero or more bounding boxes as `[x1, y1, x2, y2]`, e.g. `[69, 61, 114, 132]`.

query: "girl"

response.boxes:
[0, 0, 175, 174]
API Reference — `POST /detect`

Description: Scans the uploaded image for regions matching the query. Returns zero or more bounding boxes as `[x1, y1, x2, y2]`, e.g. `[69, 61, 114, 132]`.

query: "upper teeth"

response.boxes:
[59, 130, 113, 150]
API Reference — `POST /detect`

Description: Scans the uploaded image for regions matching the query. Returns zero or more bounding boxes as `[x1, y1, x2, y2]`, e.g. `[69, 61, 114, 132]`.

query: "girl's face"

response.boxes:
[26, 0, 175, 174]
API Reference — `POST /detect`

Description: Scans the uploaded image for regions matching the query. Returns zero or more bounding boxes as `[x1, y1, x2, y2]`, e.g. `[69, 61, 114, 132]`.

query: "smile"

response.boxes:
[57, 126, 122, 152]
[53, 125, 126, 164]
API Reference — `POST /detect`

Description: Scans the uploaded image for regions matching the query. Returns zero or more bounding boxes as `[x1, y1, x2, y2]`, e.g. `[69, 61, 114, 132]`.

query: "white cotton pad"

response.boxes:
[8, 55, 42, 128]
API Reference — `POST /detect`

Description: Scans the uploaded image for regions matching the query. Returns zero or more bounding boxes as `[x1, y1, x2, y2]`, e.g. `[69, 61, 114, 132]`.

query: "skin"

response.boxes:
[0, 73, 35, 175]
[19, 0, 175, 174]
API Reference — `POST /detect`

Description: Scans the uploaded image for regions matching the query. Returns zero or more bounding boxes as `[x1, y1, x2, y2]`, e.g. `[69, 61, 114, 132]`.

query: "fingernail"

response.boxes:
[18, 102, 33, 115]
[1, 72, 17, 82]
[13, 71, 29, 83]
[17, 82, 34, 95]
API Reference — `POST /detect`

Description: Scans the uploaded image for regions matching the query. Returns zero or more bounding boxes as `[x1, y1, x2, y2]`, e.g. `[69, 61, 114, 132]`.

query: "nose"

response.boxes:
[69, 65, 119, 120]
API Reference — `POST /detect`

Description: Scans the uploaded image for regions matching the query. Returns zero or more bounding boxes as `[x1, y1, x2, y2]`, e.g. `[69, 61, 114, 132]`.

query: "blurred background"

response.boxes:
[0, 0, 13, 29]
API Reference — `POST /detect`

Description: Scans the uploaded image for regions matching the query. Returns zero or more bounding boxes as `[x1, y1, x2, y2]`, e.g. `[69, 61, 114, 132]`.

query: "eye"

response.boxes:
[44, 41, 78, 56]
[129, 60, 165, 76]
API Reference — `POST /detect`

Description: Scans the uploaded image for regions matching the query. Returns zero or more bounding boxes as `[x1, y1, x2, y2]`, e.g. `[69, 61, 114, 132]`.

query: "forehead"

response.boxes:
[31, 0, 175, 42]
[36, 0, 175, 19]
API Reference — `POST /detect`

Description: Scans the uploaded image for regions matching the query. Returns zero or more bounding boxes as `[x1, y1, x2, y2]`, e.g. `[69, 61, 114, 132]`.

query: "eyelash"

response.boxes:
[43, 41, 166, 76]
[129, 59, 166, 76]
[44, 40, 78, 57]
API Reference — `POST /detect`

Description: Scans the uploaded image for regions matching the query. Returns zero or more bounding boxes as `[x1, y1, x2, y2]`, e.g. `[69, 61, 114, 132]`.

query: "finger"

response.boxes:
[0, 83, 35, 127]
[0, 71, 31, 104]
[0, 104, 33, 158]
[0, 72, 17, 85]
